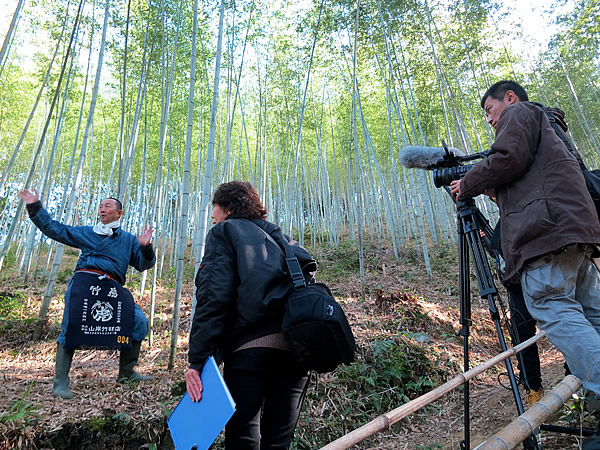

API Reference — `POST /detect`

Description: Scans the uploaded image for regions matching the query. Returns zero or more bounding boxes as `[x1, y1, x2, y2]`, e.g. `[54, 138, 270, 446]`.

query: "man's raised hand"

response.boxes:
[137, 225, 153, 247]
[19, 189, 39, 204]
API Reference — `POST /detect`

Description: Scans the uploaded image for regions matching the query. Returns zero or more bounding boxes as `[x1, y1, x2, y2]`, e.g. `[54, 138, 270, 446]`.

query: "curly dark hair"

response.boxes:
[212, 181, 268, 220]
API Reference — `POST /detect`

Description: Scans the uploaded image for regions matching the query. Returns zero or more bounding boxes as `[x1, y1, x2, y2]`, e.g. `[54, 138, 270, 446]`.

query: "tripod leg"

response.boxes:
[459, 202, 542, 450]
[457, 218, 472, 449]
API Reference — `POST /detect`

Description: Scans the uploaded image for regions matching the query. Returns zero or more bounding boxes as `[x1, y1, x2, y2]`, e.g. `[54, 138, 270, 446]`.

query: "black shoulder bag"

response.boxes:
[267, 229, 356, 373]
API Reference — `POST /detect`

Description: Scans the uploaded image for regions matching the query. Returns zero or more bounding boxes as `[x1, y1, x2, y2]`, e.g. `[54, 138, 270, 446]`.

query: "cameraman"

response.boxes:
[451, 80, 600, 446]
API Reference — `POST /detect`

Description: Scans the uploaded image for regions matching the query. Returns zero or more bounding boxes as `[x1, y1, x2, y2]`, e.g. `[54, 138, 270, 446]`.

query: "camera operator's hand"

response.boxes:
[450, 180, 463, 200]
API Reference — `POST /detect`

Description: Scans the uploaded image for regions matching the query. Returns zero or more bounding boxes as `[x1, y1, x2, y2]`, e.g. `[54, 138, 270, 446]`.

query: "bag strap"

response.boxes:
[533, 102, 587, 171]
[257, 226, 306, 289]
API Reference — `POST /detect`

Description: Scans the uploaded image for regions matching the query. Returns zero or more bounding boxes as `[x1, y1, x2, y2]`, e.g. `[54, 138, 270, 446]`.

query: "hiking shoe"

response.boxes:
[526, 388, 545, 406]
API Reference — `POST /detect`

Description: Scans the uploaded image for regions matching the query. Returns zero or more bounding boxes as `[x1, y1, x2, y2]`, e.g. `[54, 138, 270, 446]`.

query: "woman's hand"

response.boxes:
[185, 368, 204, 402]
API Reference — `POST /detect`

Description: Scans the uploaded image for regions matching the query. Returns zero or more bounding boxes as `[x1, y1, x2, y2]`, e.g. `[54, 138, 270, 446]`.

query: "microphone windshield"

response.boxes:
[398, 145, 464, 169]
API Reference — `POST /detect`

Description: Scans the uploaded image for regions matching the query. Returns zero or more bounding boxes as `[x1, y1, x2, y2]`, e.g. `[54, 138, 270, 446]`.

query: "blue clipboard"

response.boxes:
[168, 356, 236, 450]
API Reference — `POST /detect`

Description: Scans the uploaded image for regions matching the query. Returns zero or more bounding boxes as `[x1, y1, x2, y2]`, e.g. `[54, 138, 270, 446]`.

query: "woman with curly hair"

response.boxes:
[185, 180, 317, 449]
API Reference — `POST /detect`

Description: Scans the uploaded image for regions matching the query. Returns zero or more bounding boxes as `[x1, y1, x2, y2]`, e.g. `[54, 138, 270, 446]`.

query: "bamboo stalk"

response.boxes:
[320, 332, 547, 450]
[190, 0, 225, 325]
[0, 0, 24, 80]
[32, 0, 106, 340]
[167, 0, 198, 371]
[476, 375, 582, 450]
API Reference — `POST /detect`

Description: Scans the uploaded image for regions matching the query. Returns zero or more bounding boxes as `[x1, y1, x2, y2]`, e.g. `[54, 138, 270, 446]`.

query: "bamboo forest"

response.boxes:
[0, 0, 599, 447]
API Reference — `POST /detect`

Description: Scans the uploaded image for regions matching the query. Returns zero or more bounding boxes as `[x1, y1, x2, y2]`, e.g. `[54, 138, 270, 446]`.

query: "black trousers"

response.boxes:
[223, 347, 309, 450]
[507, 283, 542, 391]
[490, 222, 542, 391]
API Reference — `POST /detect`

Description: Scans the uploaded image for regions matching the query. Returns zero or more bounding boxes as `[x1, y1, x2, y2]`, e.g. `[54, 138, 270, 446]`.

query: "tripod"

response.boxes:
[451, 192, 542, 450]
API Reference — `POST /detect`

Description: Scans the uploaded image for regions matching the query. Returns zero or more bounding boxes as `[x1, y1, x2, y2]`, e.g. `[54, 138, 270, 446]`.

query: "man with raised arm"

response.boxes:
[450, 80, 600, 447]
[20, 189, 156, 399]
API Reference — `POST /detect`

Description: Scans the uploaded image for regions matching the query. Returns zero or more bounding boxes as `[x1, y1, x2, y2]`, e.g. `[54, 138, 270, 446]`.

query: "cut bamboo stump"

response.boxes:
[320, 332, 546, 450]
[476, 374, 581, 449]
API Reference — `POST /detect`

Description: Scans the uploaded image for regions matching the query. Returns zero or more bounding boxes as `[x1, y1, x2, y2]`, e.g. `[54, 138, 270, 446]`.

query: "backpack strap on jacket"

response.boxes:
[532, 102, 586, 170]
[257, 226, 306, 289]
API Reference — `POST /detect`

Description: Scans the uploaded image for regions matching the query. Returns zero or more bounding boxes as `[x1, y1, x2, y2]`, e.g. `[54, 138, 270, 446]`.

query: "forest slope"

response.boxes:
[0, 240, 593, 449]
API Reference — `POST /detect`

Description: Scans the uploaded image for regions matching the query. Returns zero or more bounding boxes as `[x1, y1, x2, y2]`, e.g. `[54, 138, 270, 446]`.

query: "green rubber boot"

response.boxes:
[117, 340, 153, 382]
[52, 344, 74, 399]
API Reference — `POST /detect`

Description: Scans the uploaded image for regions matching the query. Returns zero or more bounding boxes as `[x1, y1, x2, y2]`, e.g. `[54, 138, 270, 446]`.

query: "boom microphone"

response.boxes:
[398, 145, 465, 170]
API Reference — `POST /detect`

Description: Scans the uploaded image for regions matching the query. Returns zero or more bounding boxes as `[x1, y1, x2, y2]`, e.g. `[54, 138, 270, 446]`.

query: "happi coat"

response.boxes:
[27, 202, 156, 344]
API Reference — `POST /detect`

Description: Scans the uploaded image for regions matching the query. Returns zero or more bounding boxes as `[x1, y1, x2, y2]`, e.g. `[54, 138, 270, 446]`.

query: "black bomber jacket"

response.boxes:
[188, 218, 317, 371]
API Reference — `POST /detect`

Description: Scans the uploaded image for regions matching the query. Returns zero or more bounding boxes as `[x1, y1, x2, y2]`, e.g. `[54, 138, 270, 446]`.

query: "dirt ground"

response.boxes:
[401, 344, 592, 449]
[313, 243, 598, 449]
[1, 242, 598, 449]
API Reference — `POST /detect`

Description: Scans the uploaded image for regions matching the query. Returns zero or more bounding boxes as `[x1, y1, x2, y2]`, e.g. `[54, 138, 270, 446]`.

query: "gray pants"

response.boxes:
[521, 244, 600, 395]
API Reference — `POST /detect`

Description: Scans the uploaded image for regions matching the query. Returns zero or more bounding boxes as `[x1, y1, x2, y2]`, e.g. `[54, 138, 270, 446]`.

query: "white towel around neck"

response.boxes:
[93, 220, 121, 236]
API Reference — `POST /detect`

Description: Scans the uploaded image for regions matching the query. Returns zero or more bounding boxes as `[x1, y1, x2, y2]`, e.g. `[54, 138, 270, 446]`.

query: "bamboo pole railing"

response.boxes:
[320, 332, 547, 450]
[476, 375, 582, 449]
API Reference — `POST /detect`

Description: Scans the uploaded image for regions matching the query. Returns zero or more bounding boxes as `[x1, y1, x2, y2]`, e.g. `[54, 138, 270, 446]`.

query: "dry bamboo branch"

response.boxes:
[476, 375, 581, 449]
[320, 332, 547, 450]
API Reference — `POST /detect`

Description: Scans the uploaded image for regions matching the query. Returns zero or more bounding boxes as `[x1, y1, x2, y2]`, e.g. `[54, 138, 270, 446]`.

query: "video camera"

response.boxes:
[431, 141, 492, 188]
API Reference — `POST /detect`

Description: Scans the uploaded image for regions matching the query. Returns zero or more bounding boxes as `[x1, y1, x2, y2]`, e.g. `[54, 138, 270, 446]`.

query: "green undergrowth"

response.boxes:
[0, 283, 51, 341]
[295, 336, 452, 448]
[312, 238, 362, 282]
[0, 292, 27, 320]
[0, 385, 36, 425]
[291, 239, 464, 447]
